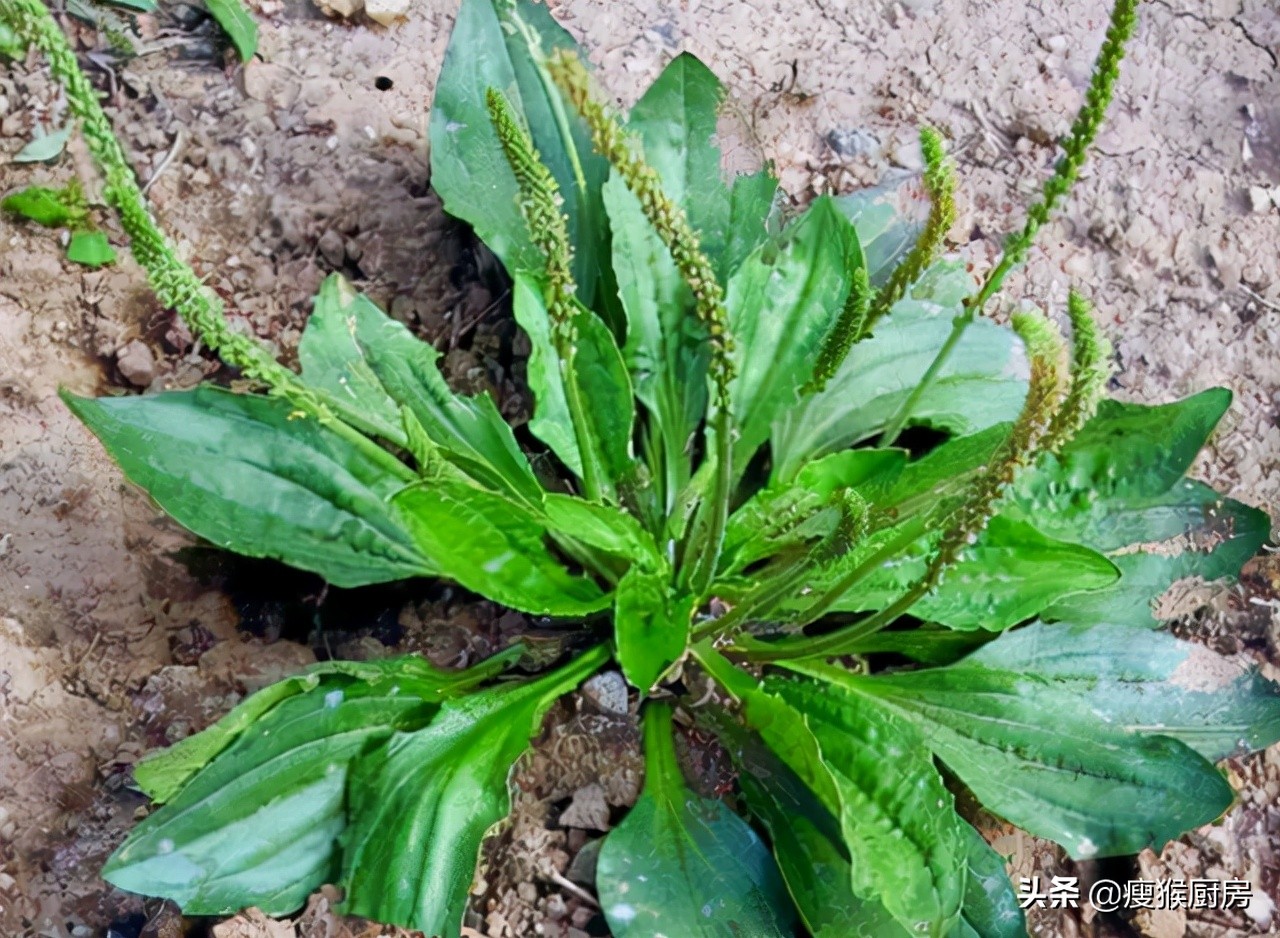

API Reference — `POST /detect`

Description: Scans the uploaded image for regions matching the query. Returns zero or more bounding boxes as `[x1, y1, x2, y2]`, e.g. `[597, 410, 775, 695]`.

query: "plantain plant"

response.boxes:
[4, 0, 1278, 933]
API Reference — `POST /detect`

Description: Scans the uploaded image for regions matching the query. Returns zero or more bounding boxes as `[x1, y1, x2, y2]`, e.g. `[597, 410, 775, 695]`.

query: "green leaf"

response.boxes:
[3, 185, 74, 227]
[429, 0, 611, 310]
[104, 667, 439, 914]
[511, 273, 635, 496]
[722, 720, 907, 938]
[14, 126, 72, 163]
[1005, 392, 1269, 627]
[0, 22, 25, 58]
[625, 53, 732, 269]
[720, 448, 905, 573]
[835, 175, 928, 287]
[725, 168, 781, 277]
[63, 386, 434, 588]
[605, 178, 707, 495]
[767, 674, 966, 936]
[543, 492, 660, 566]
[394, 479, 609, 616]
[829, 516, 1120, 630]
[133, 650, 522, 803]
[104, 0, 158, 10]
[339, 646, 607, 933]
[952, 823, 1025, 938]
[966, 620, 1280, 762]
[205, 0, 257, 62]
[297, 275, 541, 504]
[615, 566, 694, 692]
[771, 263, 1026, 482]
[723, 196, 863, 462]
[1045, 481, 1268, 628]
[596, 704, 794, 937]
[812, 656, 1235, 859]
[66, 229, 116, 267]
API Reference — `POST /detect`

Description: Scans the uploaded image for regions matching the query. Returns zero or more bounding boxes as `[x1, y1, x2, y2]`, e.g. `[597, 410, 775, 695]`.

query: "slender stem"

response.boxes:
[686, 408, 731, 598]
[879, 312, 969, 447]
[640, 700, 682, 797]
[536, 643, 612, 698]
[6, 0, 416, 483]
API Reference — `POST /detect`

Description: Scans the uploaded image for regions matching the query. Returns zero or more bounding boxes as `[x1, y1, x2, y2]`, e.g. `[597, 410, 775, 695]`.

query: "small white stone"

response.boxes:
[1248, 186, 1273, 214]
[365, 0, 409, 26]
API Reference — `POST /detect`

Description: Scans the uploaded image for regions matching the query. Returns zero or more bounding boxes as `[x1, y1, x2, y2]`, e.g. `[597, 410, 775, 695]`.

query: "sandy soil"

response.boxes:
[1, 0, 1277, 936]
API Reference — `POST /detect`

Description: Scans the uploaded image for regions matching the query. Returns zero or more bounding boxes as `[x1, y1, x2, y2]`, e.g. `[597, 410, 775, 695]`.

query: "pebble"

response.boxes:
[115, 339, 156, 387]
[365, 0, 410, 26]
[580, 670, 628, 714]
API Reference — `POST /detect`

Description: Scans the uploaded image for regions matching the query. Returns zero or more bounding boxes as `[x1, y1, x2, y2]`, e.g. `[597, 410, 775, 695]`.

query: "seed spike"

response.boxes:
[805, 266, 873, 395]
[544, 49, 735, 406]
[485, 88, 578, 345]
[870, 125, 957, 319]
[926, 309, 1068, 575]
[1041, 290, 1114, 454]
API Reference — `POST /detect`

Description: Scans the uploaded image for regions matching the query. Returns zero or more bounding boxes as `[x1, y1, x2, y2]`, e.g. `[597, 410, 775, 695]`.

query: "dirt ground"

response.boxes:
[0, 0, 1278, 936]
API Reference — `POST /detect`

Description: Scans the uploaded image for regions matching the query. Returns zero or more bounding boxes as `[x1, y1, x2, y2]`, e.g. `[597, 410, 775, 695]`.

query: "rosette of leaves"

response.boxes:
[9, 0, 1275, 932]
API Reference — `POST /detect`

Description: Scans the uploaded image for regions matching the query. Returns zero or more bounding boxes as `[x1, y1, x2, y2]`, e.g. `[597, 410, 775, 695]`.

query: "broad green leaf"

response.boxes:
[721, 449, 904, 572]
[625, 53, 733, 269]
[1044, 480, 1268, 628]
[725, 168, 781, 277]
[340, 647, 607, 933]
[771, 263, 1026, 482]
[66, 229, 116, 267]
[394, 480, 609, 616]
[298, 274, 542, 505]
[828, 516, 1120, 630]
[605, 178, 707, 497]
[511, 273, 635, 496]
[812, 658, 1235, 859]
[695, 644, 840, 813]
[133, 649, 522, 803]
[952, 823, 1025, 938]
[1005, 392, 1269, 627]
[768, 674, 966, 936]
[835, 174, 929, 287]
[723, 196, 863, 462]
[429, 0, 611, 309]
[14, 126, 71, 163]
[63, 386, 434, 588]
[104, 0, 158, 9]
[1019, 391, 1233, 514]
[615, 566, 694, 692]
[0, 22, 24, 58]
[205, 0, 257, 61]
[596, 704, 794, 937]
[104, 672, 437, 914]
[298, 275, 409, 444]
[722, 720, 906, 938]
[2, 185, 75, 227]
[543, 492, 660, 565]
[967, 620, 1280, 761]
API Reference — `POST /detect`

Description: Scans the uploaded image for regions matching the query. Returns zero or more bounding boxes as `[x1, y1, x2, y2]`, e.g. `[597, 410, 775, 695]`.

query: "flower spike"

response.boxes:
[927, 309, 1068, 574]
[486, 88, 579, 344]
[1041, 290, 1114, 454]
[545, 49, 736, 406]
[873, 126, 957, 319]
